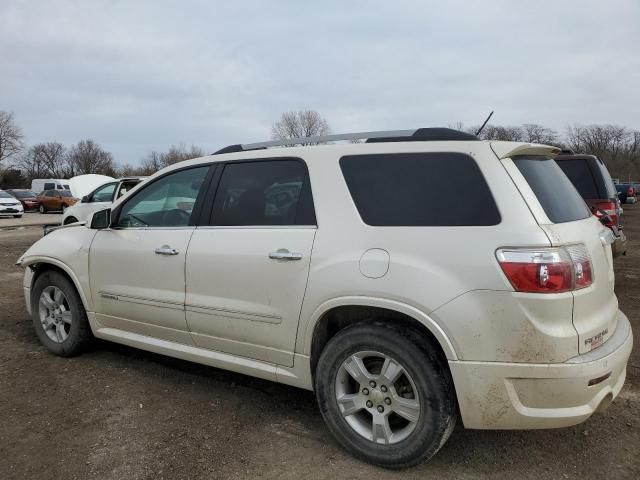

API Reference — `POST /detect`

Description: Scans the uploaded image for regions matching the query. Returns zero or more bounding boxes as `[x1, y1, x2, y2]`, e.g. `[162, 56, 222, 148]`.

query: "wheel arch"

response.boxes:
[306, 297, 458, 379]
[23, 257, 91, 313]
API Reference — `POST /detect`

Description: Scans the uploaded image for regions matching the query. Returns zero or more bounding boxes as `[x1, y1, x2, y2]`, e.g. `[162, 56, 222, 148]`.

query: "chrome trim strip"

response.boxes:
[196, 225, 316, 230]
[186, 304, 282, 324]
[98, 292, 184, 310]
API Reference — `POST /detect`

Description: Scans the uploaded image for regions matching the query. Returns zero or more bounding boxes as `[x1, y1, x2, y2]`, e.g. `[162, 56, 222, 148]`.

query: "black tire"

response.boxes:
[13, 215, 22, 218]
[64, 216, 78, 225]
[39, 204, 46, 214]
[315, 322, 457, 469]
[30, 270, 93, 357]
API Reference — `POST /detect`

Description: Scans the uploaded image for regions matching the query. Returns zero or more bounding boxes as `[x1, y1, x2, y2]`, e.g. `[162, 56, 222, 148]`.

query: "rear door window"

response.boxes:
[210, 160, 316, 226]
[339, 152, 500, 226]
[513, 157, 590, 223]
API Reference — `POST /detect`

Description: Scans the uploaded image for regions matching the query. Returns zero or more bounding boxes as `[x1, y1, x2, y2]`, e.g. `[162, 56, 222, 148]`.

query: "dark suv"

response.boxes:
[554, 150, 626, 256]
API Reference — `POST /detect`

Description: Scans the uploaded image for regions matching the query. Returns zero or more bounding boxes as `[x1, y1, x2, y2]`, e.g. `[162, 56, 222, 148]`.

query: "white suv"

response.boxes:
[17, 128, 633, 468]
[62, 177, 146, 225]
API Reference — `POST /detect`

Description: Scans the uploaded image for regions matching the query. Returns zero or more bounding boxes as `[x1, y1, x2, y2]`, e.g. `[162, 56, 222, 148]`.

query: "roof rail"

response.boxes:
[212, 127, 478, 155]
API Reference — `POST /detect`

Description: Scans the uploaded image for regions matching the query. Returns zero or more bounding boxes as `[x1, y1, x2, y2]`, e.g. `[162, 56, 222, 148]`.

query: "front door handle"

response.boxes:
[269, 249, 303, 261]
[155, 245, 179, 256]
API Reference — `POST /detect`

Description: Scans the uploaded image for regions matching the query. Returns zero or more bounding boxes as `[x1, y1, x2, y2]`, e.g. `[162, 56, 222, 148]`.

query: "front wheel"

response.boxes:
[315, 323, 457, 469]
[39, 204, 46, 214]
[30, 270, 93, 356]
[63, 216, 78, 225]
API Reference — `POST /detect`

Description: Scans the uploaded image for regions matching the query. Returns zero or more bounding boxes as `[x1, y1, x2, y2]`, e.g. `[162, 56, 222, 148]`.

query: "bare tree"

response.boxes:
[30, 142, 69, 178]
[521, 124, 558, 145]
[271, 110, 330, 144]
[67, 139, 116, 176]
[0, 111, 25, 166]
[475, 125, 524, 142]
[139, 143, 205, 175]
[16, 148, 49, 180]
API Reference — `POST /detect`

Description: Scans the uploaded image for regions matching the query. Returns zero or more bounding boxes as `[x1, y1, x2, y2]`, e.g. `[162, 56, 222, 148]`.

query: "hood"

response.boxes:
[68, 174, 114, 198]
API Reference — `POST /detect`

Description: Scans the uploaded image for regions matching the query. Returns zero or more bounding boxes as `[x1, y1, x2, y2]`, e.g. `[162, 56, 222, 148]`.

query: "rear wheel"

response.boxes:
[30, 270, 92, 356]
[315, 322, 457, 469]
[39, 204, 46, 214]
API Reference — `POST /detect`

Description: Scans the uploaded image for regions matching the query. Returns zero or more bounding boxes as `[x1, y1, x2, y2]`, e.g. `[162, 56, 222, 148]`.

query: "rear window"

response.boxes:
[554, 159, 599, 198]
[514, 157, 590, 223]
[339, 152, 501, 226]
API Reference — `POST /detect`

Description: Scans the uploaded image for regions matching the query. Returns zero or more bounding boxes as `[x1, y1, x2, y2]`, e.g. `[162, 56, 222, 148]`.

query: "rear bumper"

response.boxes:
[450, 310, 633, 429]
[611, 230, 627, 257]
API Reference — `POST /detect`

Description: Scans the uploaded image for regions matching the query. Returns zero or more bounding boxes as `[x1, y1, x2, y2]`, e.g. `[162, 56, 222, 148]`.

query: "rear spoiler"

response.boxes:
[491, 142, 562, 159]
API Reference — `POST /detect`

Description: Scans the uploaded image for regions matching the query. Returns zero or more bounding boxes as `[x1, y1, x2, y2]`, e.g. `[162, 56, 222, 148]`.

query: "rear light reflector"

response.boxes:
[496, 245, 593, 293]
[588, 372, 611, 387]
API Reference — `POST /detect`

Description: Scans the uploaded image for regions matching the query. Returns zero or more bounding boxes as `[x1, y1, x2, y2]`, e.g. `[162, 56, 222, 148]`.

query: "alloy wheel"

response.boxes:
[38, 286, 72, 343]
[335, 350, 420, 445]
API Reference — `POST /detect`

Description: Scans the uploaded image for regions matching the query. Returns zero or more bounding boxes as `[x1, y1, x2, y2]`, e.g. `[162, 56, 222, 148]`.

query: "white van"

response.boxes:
[31, 179, 70, 193]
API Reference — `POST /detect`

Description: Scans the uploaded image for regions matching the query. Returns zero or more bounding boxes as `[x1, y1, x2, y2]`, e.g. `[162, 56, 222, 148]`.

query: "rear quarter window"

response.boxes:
[339, 152, 501, 226]
[554, 159, 599, 198]
[514, 157, 590, 223]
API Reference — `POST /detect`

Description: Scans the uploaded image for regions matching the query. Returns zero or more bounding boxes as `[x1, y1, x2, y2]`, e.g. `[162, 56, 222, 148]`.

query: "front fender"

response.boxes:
[20, 255, 92, 313]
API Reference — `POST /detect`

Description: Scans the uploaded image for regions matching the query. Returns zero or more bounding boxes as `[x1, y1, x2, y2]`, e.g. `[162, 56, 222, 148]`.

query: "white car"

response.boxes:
[0, 190, 24, 218]
[17, 128, 633, 468]
[62, 177, 146, 225]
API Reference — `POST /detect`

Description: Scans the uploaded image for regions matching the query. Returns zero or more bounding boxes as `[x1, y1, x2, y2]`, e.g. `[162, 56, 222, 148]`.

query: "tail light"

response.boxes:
[496, 245, 593, 293]
[591, 201, 618, 227]
[627, 187, 634, 197]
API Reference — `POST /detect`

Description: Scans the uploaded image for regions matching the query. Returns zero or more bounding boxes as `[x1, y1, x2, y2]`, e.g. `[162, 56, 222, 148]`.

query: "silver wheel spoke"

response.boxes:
[40, 293, 55, 309]
[371, 414, 392, 444]
[337, 393, 364, 417]
[53, 287, 64, 306]
[343, 354, 371, 385]
[392, 396, 420, 423]
[380, 357, 403, 385]
[60, 311, 72, 324]
[55, 324, 65, 342]
[41, 317, 54, 330]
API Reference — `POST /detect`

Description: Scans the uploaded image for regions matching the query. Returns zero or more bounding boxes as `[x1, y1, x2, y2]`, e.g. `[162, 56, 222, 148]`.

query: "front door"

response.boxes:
[186, 159, 316, 366]
[89, 165, 212, 344]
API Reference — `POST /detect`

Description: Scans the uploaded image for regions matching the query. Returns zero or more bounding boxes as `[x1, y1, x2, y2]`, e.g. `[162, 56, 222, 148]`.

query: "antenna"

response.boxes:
[475, 111, 494, 137]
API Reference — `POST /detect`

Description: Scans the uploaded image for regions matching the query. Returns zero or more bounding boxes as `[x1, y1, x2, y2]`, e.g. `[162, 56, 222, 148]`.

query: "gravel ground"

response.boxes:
[0, 210, 638, 480]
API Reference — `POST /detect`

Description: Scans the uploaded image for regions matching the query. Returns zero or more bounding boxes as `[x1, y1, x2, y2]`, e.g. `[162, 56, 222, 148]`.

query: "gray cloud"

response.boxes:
[1, 0, 639, 164]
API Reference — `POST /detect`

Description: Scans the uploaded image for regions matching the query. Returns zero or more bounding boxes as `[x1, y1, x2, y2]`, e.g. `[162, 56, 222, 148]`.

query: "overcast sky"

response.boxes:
[1, 0, 639, 164]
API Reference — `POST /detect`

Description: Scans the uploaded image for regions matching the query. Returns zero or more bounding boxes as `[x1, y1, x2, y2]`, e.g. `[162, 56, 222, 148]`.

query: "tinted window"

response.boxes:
[595, 160, 617, 198]
[554, 159, 599, 198]
[340, 152, 500, 226]
[117, 166, 209, 228]
[514, 157, 590, 223]
[211, 160, 315, 226]
[59, 191, 73, 198]
[44, 183, 55, 190]
[92, 183, 117, 202]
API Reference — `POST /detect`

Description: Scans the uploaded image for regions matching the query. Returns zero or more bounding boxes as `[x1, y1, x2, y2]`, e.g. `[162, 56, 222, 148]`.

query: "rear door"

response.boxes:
[185, 159, 316, 366]
[505, 155, 618, 354]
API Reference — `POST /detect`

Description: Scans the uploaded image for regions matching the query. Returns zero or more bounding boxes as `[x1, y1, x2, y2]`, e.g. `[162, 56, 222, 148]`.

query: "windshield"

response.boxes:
[12, 190, 37, 198]
[0, 191, 14, 199]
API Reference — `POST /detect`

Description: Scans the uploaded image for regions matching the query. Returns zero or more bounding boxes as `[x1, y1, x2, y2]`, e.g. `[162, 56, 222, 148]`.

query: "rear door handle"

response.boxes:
[155, 245, 180, 256]
[269, 249, 303, 261]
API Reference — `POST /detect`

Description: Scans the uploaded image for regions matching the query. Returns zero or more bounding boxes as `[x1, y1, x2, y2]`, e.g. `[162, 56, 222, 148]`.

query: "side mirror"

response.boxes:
[81, 195, 89, 203]
[90, 208, 111, 229]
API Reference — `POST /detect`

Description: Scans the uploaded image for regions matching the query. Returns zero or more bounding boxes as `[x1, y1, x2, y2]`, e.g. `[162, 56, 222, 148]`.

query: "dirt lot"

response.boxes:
[0, 211, 638, 480]
[0, 211, 62, 228]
